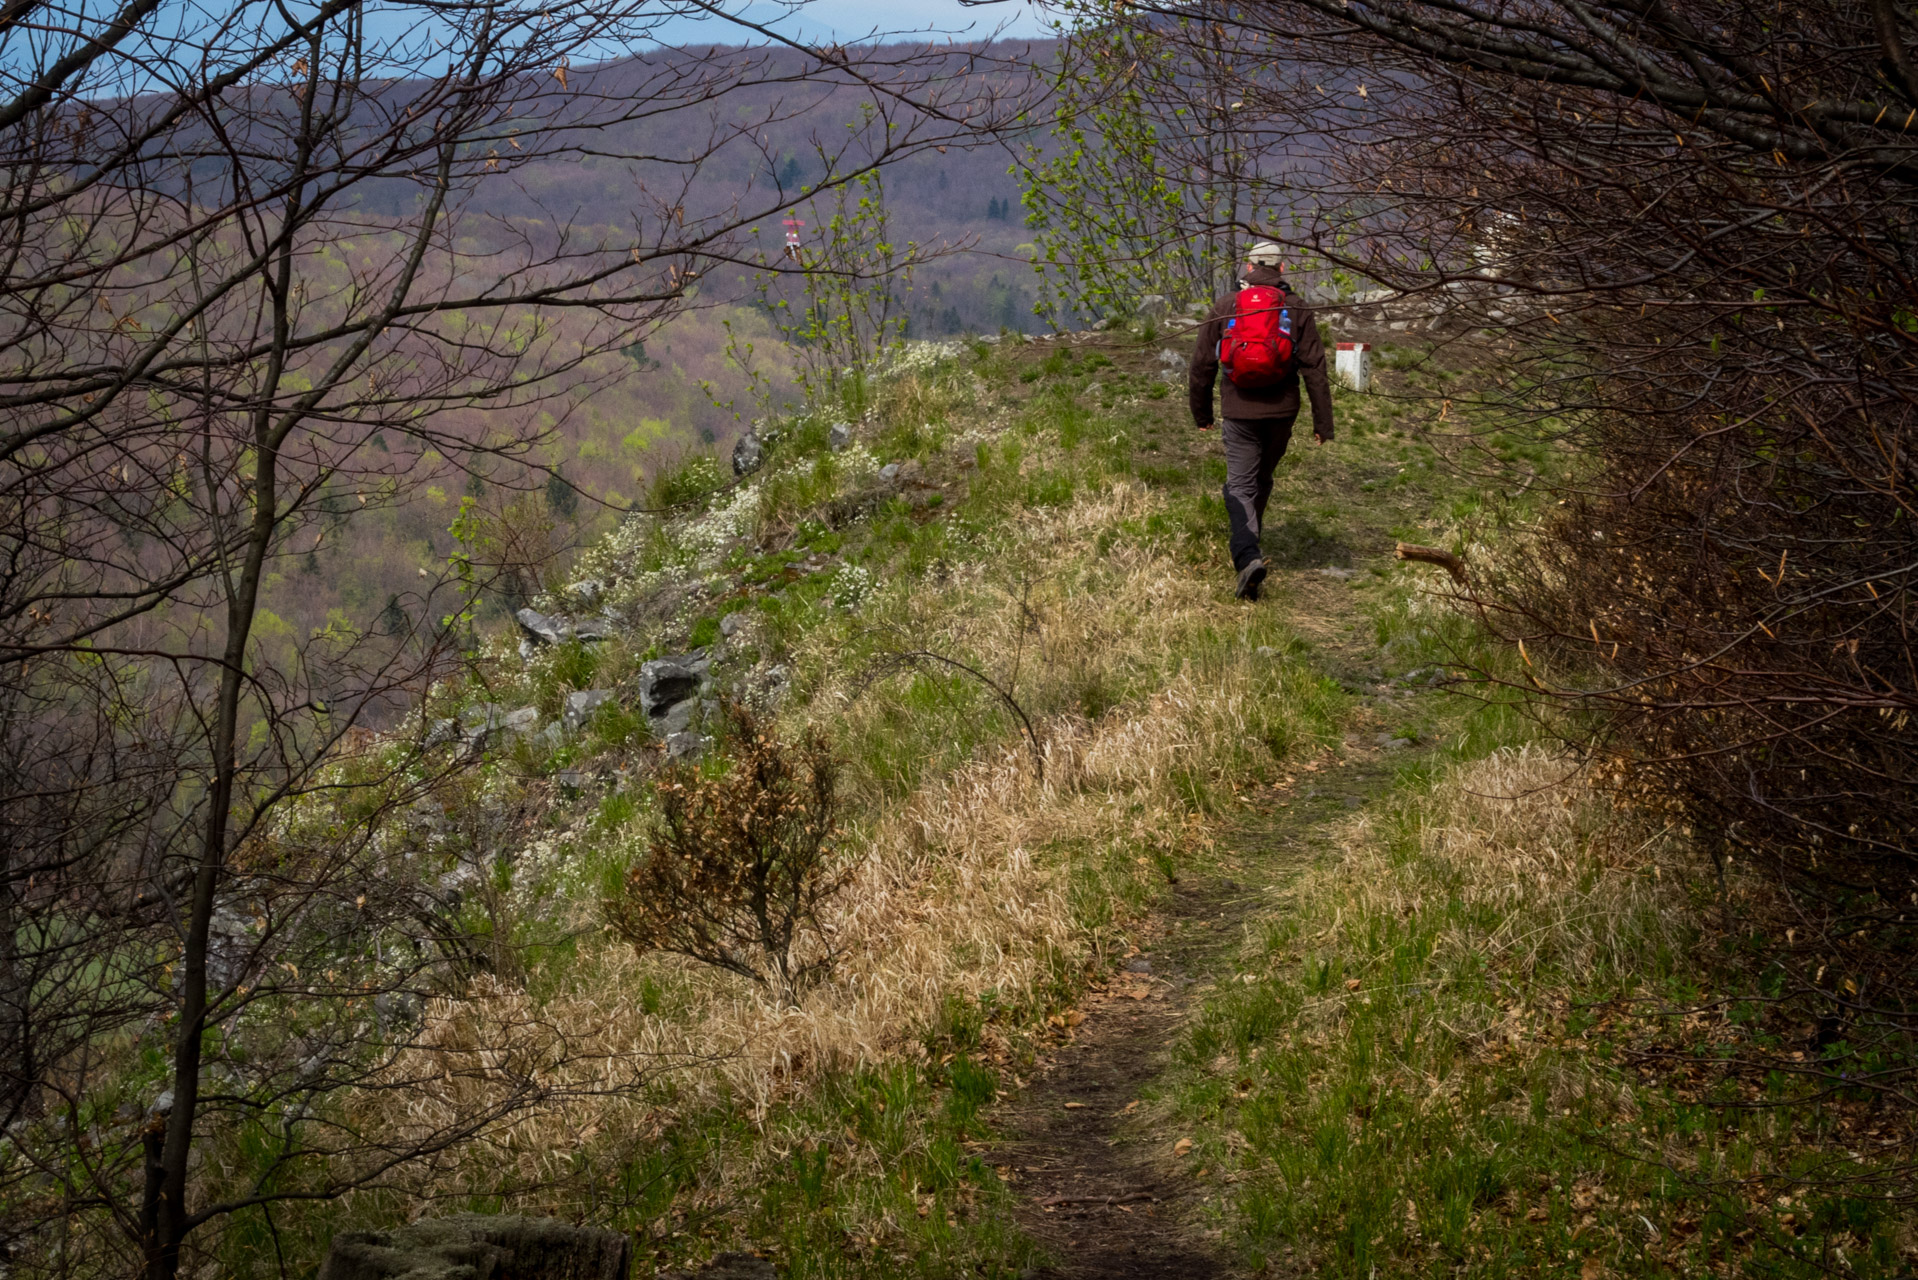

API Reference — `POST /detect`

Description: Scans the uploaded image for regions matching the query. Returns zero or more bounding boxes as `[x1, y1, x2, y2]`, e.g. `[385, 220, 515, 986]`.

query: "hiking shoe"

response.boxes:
[1235, 558, 1268, 601]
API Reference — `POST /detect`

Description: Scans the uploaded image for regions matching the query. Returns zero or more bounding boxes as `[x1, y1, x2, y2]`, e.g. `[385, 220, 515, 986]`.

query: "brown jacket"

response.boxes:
[1188, 264, 1335, 437]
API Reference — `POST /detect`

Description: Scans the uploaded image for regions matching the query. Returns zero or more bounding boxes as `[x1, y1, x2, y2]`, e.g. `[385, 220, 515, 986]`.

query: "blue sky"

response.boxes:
[665, 0, 1055, 45]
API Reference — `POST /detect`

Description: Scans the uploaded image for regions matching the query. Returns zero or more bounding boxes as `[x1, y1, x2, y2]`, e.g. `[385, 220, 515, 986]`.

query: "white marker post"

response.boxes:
[1335, 342, 1373, 392]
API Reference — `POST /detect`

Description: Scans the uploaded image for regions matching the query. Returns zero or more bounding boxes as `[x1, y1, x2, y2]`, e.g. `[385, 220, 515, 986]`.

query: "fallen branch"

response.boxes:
[859, 647, 1045, 783]
[1396, 541, 1468, 586]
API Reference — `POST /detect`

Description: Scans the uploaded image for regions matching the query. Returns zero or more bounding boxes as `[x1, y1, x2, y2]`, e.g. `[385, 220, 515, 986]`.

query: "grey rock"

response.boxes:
[458, 703, 534, 757]
[516, 607, 614, 646]
[515, 607, 568, 646]
[878, 462, 901, 483]
[1137, 294, 1168, 325]
[719, 612, 746, 639]
[658, 699, 697, 736]
[318, 1213, 629, 1280]
[1384, 737, 1416, 751]
[660, 1252, 779, 1280]
[206, 909, 253, 990]
[828, 422, 852, 452]
[640, 654, 709, 721]
[1124, 958, 1152, 974]
[563, 689, 615, 732]
[556, 770, 583, 791]
[518, 638, 537, 663]
[1158, 347, 1184, 367]
[572, 616, 615, 642]
[566, 579, 603, 608]
[732, 430, 765, 477]
[425, 718, 460, 747]
[664, 731, 708, 761]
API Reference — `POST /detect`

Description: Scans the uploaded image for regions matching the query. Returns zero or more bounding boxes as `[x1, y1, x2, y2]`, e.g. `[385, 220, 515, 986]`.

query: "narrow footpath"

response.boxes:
[986, 748, 1406, 1280]
[981, 332, 1455, 1279]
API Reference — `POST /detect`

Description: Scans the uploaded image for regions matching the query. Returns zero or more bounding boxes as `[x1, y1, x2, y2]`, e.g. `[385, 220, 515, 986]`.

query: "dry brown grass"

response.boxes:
[1274, 747, 1703, 1063]
[363, 476, 1339, 1201]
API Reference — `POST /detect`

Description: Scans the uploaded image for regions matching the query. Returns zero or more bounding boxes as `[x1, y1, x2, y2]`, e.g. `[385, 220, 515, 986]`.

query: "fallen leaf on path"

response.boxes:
[1065, 1009, 1087, 1026]
[1345, 978, 1362, 991]
[1122, 1100, 1140, 1113]
[1063, 1102, 1087, 1109]
[1173, 1137, 1193, 1156]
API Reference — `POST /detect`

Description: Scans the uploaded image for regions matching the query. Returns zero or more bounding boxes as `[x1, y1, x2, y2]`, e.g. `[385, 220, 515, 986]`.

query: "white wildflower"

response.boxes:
[830, 563, 875, 612]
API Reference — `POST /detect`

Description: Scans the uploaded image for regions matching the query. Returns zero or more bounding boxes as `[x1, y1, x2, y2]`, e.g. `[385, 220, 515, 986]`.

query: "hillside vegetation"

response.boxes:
[170, 321, 1907, 1278]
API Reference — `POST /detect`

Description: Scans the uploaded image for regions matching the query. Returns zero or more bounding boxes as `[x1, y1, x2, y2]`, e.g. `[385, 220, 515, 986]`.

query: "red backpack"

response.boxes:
[1218, 285, 1295, 387]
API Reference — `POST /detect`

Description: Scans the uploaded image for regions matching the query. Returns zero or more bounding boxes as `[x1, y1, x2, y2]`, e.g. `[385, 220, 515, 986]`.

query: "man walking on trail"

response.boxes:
[1189, 240, 1335, 601]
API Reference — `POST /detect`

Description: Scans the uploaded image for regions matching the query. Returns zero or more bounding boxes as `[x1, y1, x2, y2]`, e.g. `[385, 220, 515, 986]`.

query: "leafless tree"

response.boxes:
[0, 3, 1029, 1276]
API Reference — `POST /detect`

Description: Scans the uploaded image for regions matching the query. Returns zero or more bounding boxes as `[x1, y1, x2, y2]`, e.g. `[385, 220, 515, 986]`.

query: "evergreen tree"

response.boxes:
[545, 469, 579, 519]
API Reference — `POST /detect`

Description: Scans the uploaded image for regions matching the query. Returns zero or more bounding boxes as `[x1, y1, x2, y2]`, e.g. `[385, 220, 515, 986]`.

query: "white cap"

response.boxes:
[1245, 240, 1285, 266]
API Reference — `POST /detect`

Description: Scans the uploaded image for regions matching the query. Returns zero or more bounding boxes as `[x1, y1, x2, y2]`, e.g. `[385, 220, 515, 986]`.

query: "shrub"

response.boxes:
[605, 705, 846, 1006]
[645, 452, 723, 513]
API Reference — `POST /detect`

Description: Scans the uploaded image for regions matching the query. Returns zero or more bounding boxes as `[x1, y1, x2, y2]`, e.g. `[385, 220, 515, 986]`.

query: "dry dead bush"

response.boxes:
[606, 704, 846, 1007]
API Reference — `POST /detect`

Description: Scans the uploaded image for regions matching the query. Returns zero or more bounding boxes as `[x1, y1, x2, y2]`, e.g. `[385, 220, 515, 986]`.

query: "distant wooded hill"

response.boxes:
[288, 39, 1056, 649]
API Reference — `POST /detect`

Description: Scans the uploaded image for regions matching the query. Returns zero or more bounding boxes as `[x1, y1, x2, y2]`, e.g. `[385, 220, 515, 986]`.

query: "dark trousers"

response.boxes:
[1220, 415, 1295, 570]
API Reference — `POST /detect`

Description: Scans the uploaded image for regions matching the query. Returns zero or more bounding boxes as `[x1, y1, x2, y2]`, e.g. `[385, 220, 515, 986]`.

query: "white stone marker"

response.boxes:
[1335, 341, 1373, 392]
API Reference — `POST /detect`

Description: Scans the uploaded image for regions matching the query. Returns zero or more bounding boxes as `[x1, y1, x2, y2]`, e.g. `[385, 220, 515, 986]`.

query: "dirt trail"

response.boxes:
[984, 878, 1239, 1280]
[987, 742, 1403, 1280]
[980, 337, 1439, 1277]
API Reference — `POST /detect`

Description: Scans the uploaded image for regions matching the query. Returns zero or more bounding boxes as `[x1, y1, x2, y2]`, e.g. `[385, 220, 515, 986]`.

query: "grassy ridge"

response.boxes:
[260, 332, 1375, 1279]
[233, 324, 1905, 1280]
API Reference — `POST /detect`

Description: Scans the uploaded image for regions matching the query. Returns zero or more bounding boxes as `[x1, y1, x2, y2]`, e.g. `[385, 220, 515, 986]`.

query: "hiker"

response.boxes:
[1189, 240, 1335, 601]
